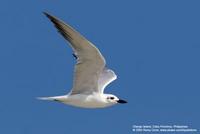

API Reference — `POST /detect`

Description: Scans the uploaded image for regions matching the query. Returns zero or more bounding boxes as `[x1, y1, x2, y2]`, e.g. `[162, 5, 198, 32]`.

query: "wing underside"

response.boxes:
[44, 12, 106, 95]
[98, 68, 117, 93]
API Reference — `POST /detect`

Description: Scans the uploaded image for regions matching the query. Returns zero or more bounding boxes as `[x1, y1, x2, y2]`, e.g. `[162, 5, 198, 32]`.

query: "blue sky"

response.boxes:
[0, 0, 199, 133]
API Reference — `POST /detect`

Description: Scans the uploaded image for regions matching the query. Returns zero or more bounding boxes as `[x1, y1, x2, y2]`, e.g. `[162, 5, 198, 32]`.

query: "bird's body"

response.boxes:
[38, 12, 127, 108]
[39, 93, 115, 108]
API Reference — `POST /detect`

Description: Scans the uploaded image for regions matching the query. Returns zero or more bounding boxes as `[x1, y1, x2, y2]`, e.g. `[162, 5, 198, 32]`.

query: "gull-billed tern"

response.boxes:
[38, 12, 127, 108]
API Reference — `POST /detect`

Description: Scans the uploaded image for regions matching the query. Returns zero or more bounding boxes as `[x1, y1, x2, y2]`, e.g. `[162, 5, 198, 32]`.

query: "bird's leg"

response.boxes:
[53, 99, 60, 102]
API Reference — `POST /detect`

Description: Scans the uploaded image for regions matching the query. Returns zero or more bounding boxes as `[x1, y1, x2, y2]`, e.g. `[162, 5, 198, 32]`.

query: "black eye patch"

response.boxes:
[110, 97, 114, 100]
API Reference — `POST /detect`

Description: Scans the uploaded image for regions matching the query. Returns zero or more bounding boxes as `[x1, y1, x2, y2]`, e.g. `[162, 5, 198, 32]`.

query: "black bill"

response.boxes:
[117, 99, 127, 104]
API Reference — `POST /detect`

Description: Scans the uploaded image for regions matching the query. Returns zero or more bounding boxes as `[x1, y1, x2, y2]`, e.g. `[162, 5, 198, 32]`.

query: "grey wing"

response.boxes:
[44, 12, 106, 95]
[98, 68, 117, 93]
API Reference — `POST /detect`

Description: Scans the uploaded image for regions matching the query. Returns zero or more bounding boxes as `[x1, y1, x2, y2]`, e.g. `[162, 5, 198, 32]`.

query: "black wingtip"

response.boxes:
[43, 11, 53, 19]
[43, 11, 49, 16]
[43, 12, 60, 27]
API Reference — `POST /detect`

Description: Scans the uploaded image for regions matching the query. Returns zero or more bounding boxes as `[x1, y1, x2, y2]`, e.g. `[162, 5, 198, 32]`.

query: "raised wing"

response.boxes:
[98, 68, 117, 93]
[44, 12, 106, 94]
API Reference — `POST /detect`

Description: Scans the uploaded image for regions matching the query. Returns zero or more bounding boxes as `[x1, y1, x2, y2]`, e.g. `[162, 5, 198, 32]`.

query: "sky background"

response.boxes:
[0, 0, 199, 134]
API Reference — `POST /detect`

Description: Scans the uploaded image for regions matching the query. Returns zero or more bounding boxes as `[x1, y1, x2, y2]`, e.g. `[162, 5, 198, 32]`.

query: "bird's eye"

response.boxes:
[110, 97, 114, 100]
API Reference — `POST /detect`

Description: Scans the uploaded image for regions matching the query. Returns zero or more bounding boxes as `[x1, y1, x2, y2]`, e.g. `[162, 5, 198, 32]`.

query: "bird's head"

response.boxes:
[104, 94, 127, 105]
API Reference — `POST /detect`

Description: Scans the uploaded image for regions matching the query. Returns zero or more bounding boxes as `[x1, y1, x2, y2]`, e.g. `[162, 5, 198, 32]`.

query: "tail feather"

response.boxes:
[37, 95, 67, 102]
[37, 96, 58, 101]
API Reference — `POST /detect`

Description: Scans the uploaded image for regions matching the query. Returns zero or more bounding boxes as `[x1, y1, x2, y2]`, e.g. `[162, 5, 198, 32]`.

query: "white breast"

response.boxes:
[62, 94, 114, 108]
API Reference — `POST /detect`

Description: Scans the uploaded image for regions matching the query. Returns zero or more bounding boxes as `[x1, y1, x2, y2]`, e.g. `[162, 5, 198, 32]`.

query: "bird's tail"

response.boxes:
[37, 95, 67, 102]
[37, 96, 57, 101]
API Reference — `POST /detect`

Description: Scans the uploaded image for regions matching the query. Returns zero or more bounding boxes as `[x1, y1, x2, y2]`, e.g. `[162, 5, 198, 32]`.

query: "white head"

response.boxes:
[103, 94, 127, 106]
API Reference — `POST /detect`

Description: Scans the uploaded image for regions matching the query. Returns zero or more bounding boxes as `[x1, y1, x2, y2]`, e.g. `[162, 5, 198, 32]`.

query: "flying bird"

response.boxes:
[38, 12, 127, 108]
